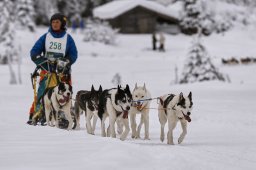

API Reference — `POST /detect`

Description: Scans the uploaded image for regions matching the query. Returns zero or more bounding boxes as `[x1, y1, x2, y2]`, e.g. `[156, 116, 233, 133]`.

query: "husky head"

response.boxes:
[115, 85, 132, 112]
[55, 82, 73, 106]
[89, 85, 103, 111]
[173, 92, 193, 122]
[132, 83, 149, 108]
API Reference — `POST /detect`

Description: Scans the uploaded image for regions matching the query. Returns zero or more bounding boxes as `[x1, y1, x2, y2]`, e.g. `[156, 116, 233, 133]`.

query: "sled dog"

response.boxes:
[130, 83, 151, 139]
[44, 82, 73, 130]
[98, 85, 132, 141]
[74, 85, 102, 133]
[158, 92, 193, 145]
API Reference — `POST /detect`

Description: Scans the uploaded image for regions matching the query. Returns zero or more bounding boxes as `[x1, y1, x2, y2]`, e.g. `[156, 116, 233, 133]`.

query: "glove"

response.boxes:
[56, 58, 71, 74]
[31, 55, 46, 66]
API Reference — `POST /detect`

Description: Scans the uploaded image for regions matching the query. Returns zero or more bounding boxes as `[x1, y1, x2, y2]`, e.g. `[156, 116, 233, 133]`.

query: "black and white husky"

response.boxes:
[74, 85, 102, 133]
[158, 92, 193, 145]
[130, 83, 151, 139]
[44, 82, 73, 130]
[98, 85, 132, 141]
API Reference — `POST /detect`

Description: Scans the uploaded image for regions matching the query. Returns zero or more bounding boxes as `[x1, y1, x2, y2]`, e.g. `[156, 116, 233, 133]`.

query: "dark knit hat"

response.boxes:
[50, 13, 67, 30]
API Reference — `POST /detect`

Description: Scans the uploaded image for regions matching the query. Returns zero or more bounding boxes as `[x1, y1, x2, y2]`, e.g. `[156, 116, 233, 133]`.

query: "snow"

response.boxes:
[167, 0, 247, 14]
[93, 0, 179, 20]
[1, 27, 256, 170]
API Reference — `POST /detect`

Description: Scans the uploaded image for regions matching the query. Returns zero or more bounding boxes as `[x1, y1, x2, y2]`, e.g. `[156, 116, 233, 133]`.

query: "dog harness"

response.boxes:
[45, 32, 67, 58]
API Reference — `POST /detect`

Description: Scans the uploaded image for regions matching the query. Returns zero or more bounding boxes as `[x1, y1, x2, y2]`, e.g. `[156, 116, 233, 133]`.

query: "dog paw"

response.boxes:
[167, 141, 174, 145]
[178, 137, 184, 144]
[135, 135, 141, 139]
[144, 137, 150, 140]
[102, 132, 106, 137]
[88, 132, 95, 135]
[75, 127, 80, 130]
[167, 138, 174, 145]
[120, 137, 126, 141]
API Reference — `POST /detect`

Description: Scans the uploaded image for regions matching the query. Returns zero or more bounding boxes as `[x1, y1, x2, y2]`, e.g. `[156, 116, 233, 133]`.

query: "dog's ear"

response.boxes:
[91, 85, 95, 92]
[125, 84, 130, 93]
[179, 92, 184, 101]
[188, 91, 192, 101]
[159, 97, 164, 106]
[117, 85, 121, 92]
[143, 83, 146, 91]
[98, 85, 103, 93]
[133, 83, 137, 92]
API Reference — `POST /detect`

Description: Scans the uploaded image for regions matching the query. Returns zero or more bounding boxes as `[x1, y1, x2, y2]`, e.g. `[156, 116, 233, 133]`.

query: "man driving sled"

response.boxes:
[27, 13, 77, 127]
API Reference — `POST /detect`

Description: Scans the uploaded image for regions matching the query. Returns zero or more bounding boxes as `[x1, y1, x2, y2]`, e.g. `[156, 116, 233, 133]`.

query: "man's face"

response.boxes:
[51, 19, 61, 31]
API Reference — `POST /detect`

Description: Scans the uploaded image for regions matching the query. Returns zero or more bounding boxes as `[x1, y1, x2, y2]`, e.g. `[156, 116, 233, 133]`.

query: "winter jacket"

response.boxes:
[30, 27, 78, 66]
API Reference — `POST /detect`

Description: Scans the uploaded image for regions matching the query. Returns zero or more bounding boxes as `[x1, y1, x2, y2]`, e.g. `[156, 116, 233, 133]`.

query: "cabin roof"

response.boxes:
[93, 0, 180, 20]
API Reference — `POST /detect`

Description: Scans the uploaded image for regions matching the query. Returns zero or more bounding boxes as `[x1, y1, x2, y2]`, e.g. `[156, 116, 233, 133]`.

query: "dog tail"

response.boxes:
[74, 101, 81, 117]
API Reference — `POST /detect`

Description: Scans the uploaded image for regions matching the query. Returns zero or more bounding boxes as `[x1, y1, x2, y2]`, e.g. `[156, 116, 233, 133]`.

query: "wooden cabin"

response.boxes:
[93, 0, 180, 34]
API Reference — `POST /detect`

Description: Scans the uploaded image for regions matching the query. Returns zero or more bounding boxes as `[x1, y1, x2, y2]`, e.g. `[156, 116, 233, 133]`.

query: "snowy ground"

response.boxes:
[0, 27, 256, 170]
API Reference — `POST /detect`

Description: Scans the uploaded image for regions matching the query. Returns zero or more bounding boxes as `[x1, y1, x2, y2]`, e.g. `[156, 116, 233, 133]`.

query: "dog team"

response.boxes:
[43, 82, 193, 145]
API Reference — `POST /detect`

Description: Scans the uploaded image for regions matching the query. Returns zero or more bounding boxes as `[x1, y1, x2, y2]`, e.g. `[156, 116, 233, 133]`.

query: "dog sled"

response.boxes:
[29, 55, 75, 129]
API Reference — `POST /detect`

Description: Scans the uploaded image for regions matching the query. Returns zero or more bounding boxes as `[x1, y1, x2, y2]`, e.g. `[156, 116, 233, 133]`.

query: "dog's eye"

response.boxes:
[142, 96, 144, 98]
[135, 95, 138, 98]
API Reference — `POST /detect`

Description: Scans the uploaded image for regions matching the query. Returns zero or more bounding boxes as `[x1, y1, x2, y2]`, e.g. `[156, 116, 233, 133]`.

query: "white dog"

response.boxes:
[130, 83, 151, 139]
[44, 82, 73, 130]
[158, 92, 193, 145]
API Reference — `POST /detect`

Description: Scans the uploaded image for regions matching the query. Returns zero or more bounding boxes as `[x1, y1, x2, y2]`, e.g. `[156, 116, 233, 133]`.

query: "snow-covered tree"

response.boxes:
[112, 73, 122, 86]
[83, 20, 119, 45]
[180, 0, 215, 36]
[83, 0, 94, 17]
[179, 36, 226, 84]
[223, 0, 256, 7]
[34, 0, 58, 25]
[0, 0, 19, 84]
[58, 0, 87, 21]
[16, 0, 35, 32]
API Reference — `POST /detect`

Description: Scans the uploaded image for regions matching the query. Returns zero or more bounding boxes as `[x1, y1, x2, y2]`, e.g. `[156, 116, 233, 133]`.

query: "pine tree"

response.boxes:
[83, 0, 94, 18]
[179, 35, 226, 84]
[180, 0, 215, 36]
[34, 0, 58, 25]
[58, 0, 87, 20]
[16, 0, 35, 32]
[0, 0, 19, 84]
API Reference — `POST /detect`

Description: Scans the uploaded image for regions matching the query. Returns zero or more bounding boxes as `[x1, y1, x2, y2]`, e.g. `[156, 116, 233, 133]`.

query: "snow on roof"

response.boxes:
[93, 0, 180, 20]
[167, 0, 183, 14]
